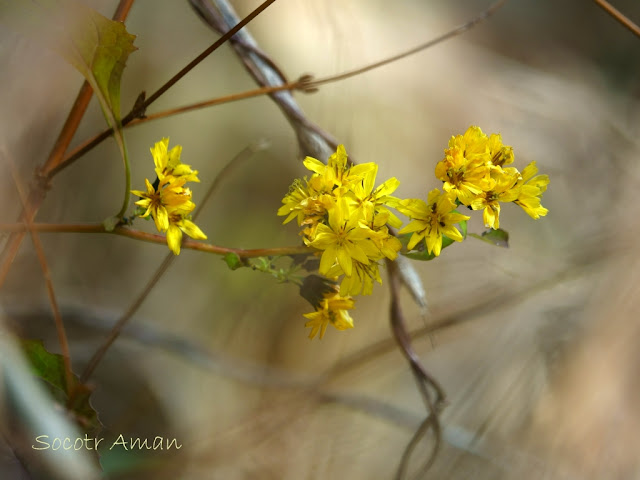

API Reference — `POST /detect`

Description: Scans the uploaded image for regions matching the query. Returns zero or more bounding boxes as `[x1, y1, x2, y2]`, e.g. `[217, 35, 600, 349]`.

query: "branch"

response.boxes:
[0, 222, 311, 259]
[593, 0, 640, 38]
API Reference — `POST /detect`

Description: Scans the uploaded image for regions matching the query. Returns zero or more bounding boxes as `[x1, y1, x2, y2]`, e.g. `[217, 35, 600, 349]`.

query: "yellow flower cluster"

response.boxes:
[279, 130, 549, 339]
[278, 145, 402, 339]
[434, 126, 549, 229]
[131, 138, 207, 255]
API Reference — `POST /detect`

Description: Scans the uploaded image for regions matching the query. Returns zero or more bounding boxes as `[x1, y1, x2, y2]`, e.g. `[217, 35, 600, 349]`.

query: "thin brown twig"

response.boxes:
[78, 142, 269, 383]
[2, 150, 74, 393]
[0, 222, 311, 258]
[0, 0, 136, 291]
[308, 0, 509, 89]
[55, 83, 300, 168]
[49, 0, 278, 179]
[387, 258, 444, 478]
[593, 0, 640, 38]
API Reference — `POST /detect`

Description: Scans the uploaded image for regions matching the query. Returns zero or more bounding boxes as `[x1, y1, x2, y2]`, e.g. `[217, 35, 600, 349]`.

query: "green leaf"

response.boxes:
[20, 339, 101, 434]
[469, 228, 510, 248]
[400, 233, 454, 261]
[223, 253, 244, 270]
[0, 0, 137, 219]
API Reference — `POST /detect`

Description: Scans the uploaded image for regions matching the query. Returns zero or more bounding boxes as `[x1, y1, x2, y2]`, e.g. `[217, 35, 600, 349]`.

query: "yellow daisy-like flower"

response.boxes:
[132, 139, 207, 255]
[397, 189, 470, 256]
[131, 177, 194, 232]
[166, 214, 208, 255]
[151, 137, 200, 183]
[277, 178, 331, 228]
[328, 260, 382, 296]
[348, 164, 403, 229]
[303, 144, 376, 193]
[303, 291, 355, 340]
[435, 127, 492, 205]
[487, 133, 514, 169]
[515, 161, 549, 219]
[306, 199, 379, 277]
[470, 168, 521, 229]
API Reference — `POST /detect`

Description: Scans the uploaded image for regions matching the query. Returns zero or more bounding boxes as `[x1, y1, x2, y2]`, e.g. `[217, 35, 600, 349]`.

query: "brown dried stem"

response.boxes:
[2, 150, 73, 393]
[0, 222, 310, 259]
[593, 0, 640, 38]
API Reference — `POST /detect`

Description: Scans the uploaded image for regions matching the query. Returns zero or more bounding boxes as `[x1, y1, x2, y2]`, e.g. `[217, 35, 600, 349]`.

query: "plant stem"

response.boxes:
[0, 223, 312, 259]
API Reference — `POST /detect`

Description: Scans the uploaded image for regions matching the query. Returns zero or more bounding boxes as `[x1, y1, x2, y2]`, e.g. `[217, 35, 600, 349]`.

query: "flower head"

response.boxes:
[397, 189, 470, 256]
[514, 161, 549, 219]
[132, 139, 207, 255]
[303, 291, 355, 340]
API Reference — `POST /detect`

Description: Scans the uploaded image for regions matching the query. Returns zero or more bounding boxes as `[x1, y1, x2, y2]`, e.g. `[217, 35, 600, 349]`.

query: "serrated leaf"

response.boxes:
[20, 339, 101, 434]
[223, 252, 244, 270]
[469, 228, 510, 248]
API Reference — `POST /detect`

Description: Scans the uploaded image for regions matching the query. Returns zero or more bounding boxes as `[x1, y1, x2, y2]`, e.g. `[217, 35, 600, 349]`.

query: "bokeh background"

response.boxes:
[1, 0, 640, 478]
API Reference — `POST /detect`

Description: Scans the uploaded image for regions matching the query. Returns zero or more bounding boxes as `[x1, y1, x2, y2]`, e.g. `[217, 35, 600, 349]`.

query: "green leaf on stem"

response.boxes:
[223, 252, 244, 270]
[469, 228, 510, 248]
[20, 339, 101, 434]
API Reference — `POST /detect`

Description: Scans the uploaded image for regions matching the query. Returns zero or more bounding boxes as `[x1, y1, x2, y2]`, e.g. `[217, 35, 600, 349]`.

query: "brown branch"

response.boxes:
[0, 0, 136, 290]
[52, 83, 299, 173]
[593, 0, 640, 38]
[2, 150, 73, 393]
[0, 222, 311, 258]
[49, 0, 278, 178]
[387, 257, 445, 478]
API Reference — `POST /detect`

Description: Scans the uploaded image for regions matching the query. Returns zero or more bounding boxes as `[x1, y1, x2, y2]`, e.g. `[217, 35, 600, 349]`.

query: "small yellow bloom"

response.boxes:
[515, 161, 549, 219]
[303, 291, 355, 339]
[132, 139, 207, 255]
[151, 137, 200, 183]
[470, 169, 521, 229]
[306, 199, 378, 277]
[435, 127, 491, 205]
[397, 189, 470, 256]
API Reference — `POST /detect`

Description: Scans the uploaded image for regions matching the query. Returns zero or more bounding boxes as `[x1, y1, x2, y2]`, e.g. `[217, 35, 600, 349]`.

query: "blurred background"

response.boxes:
[1, 0, 640, 478]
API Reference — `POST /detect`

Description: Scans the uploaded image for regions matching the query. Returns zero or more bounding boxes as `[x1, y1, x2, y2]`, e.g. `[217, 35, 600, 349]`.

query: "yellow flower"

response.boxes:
[303, 291, 355, 339]
[303, 144, 376, 192]
[487, 133, 514, 169]
[151, 137, 200, 183]
[132, 139, 207, 255]
[306, 199, 378, 276]
[515, 161, 549, 219]
[470, 168, 521, 229]
[131, 176, 194, 232]
[348, 164, 403, 229]
[277, 178, 330, 228]
[435, 127, 491, 205]
[328, 260, 382, 296]
[166, 215, 208, 255]
[397, 189, 470, 256]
